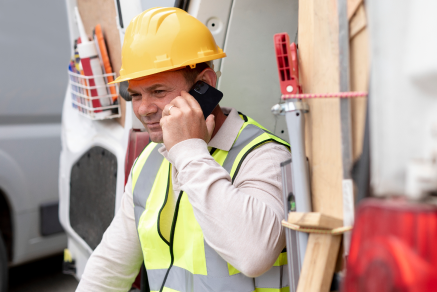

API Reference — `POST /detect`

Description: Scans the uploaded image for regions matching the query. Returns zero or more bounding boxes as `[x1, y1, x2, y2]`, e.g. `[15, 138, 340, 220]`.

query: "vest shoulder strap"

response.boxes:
[224, 113, 290, 181]
[132, 142, 161, 192]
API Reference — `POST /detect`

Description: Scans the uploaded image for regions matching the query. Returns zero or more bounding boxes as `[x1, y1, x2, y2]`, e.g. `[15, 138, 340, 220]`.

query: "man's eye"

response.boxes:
[154, 90, 165, 95]
[130, 94, 141, 99]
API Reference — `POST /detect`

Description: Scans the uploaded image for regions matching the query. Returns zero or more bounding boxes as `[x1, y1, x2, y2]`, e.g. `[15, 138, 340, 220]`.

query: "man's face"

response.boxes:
[128, 71, 191, 143]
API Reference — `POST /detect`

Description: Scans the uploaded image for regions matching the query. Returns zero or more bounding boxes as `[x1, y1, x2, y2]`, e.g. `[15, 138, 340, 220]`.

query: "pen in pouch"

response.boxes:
[74, 42, 88, 112]
[68, 61, 77, 109]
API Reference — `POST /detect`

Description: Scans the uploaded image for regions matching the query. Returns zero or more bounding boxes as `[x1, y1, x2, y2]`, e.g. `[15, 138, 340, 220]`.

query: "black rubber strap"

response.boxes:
[119, 81, 131, 102]
[116, 0, 124, 28]
[174, 0, 190, 11]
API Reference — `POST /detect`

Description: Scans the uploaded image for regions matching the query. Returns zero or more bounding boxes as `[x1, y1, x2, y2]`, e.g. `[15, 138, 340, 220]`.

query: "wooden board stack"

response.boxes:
[296, 0, 369, 291]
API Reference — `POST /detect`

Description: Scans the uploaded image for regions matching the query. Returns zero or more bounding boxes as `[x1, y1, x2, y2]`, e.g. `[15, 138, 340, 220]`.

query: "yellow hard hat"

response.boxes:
[112, 7, 226, 83]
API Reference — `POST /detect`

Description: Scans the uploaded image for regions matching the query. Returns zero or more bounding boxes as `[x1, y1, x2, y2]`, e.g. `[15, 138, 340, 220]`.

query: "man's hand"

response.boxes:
[160, 91, 215, 151]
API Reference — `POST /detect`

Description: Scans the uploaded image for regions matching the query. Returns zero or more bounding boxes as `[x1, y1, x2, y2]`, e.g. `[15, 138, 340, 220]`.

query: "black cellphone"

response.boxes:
[189, 81, 223, 119]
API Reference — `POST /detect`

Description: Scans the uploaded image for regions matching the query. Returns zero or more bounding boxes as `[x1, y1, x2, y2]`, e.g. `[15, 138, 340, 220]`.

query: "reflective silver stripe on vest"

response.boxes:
[147, 269, 168, 291]
[148, 265, 288, 292]
[147, 266, 256, 292]
[222, 124, 266, 175]
[203, 240, 256, 290]
[255, 265, 289, 288]
[204, 241, 231, 277]
[133, 144, 164, 227]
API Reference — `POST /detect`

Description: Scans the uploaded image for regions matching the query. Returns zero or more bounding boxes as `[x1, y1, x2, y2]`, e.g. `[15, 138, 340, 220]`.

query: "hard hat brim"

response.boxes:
[110, 53, 227, 84]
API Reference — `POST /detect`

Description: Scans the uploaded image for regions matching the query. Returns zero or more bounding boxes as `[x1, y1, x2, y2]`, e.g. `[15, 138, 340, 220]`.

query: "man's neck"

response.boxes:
[210, 106, 226, 139]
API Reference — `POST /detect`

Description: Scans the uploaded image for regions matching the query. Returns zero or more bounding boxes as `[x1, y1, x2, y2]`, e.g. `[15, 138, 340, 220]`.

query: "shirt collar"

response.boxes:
[207, 107, 244, 151]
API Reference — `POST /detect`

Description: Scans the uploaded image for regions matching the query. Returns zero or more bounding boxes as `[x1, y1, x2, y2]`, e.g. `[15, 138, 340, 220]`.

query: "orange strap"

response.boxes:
[95, 24, 117, 102]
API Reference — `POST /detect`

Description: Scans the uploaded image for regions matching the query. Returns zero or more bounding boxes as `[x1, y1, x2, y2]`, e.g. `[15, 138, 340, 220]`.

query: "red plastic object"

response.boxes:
[124, 129, 150, 186]
[344, 198, 437, 292]
[274, 33, 301, 95]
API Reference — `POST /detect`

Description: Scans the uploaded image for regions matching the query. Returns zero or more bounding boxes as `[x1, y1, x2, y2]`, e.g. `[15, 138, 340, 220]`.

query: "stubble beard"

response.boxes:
[147, 129, 164, 144]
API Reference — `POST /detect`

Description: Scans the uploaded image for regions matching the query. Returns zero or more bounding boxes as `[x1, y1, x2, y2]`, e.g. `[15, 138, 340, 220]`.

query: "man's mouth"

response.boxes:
[145, 122, 161, 130]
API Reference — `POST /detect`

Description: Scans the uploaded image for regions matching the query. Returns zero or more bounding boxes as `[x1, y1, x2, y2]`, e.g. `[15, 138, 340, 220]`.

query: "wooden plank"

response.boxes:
[299, 0, 343, 221]
[350, 3, 370, 160]
[347, 0, 363, 20]
[297, 234, 342, 292]
[77, 0, 125, 127]
[298, 0, 350, 290]
[349, 4, 367, 39]
[288, 212, 344, 229]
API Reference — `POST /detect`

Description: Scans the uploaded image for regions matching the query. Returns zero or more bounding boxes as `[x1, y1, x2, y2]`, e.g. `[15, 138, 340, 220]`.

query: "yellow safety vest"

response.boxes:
[132, 114, 290, 292]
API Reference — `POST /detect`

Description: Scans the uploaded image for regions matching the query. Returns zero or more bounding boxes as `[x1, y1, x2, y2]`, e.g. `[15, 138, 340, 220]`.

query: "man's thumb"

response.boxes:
[205, 114, 216, 140]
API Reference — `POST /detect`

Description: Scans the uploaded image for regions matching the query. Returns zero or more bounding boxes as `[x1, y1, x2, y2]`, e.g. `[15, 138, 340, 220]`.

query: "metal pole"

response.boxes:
[283, 101, 312, 267]
[285, 110, 311, 267]
[338, 0, 355, 255]
[281, 159, 300, 292]
[273, 100, 312, 288]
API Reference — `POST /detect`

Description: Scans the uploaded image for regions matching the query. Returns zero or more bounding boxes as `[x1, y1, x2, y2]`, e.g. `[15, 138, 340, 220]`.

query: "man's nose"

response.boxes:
[138, 95, 158, 116]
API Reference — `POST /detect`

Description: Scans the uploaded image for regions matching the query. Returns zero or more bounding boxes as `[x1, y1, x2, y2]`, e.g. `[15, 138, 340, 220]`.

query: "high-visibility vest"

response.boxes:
[132, 114, 290, 292]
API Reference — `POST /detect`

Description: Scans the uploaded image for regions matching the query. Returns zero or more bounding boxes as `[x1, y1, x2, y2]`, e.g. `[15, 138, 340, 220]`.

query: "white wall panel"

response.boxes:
[218, 0, 298, 141]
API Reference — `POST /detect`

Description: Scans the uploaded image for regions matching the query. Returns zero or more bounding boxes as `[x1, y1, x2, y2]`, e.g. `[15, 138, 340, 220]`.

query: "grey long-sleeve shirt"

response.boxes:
[76, 107, 291, 292]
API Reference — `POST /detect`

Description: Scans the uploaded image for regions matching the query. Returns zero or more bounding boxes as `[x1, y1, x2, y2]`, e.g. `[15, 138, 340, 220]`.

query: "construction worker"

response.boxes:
[77, 7, 291, 292]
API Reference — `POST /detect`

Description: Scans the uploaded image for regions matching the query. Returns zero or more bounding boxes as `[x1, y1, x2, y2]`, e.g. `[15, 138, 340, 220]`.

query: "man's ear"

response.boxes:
[196, 67, 217, 88]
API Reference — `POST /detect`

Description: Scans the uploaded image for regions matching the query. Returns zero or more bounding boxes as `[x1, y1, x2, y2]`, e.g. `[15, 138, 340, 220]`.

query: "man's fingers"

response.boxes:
[181, 90, 201, 109]
[205, 114, 216, 140]
[171, 92, 204, 118]
[163, 103, 179, 117]
[159, 115, 167, 127]
[171, 94, 191, 110]
[180, 90, 205, 119]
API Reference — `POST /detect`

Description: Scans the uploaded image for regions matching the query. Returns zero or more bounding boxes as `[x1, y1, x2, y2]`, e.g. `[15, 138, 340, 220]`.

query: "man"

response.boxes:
[77, 7, 291, 292]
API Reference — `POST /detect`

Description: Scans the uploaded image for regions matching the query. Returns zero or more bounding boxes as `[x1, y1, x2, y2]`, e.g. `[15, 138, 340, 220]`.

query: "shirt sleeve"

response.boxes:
[76, 173, 143, 292]
[168, 138, 290, 278]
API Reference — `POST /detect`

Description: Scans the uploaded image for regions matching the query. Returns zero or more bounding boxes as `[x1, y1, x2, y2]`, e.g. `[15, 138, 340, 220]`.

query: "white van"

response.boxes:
[0, 0, 70, 290]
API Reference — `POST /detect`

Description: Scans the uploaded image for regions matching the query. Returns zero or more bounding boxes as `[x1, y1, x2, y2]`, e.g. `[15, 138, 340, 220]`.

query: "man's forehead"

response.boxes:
[129, 70, 184, 87]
